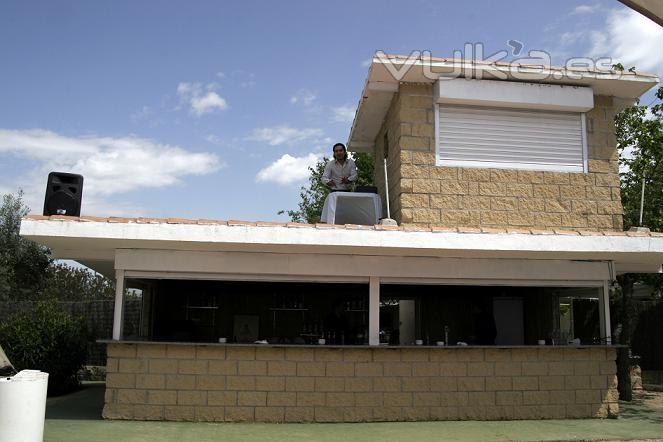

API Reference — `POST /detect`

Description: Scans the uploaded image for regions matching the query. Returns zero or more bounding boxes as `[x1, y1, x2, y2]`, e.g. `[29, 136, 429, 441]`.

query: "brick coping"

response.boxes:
[22, 215, 663, 238]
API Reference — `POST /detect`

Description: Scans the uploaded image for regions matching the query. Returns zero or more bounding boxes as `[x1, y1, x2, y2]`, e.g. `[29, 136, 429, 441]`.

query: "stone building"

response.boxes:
[20, 54, 663, 423]
[349, 54, 643, 233]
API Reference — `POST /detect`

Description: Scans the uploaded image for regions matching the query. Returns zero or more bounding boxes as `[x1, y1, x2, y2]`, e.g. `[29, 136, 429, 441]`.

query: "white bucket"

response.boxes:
[0, 370, 49, 442]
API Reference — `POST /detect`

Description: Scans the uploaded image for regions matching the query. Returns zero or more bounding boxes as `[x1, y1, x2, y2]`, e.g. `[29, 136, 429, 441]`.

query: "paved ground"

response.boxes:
[43, 383, 663, 442]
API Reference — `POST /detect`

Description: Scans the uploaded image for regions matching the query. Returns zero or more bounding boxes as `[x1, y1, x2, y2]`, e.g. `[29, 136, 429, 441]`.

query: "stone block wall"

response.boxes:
[103, 343, 618, 422]
[374, 83, 623, 231]
[374, 94, 403, 221]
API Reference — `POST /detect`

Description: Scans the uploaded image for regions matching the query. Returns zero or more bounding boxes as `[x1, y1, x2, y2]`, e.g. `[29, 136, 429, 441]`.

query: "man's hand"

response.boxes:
[341, 176, 350, 184]
[327, 180, 336, 188]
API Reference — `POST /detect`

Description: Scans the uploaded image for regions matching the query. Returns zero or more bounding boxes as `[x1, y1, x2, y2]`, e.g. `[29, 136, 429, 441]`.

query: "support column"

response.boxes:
[599, 281, 612, 345]
[369, 276, 380, 346]
[112, 269, 125, 340]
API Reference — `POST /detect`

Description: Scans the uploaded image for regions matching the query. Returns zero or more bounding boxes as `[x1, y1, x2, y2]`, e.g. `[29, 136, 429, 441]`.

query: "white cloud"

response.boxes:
[256, 153, 321, 186]
[190, 92, 228, 116]
[331, 105, 356, 123]
[176, 82, 193, 95]
[290, 89, 317, 106]
[0, 129, 222, 215]
[177, 82, 228, 116]
[247, 126, 325, 146]
[571, 4, 598, 14]
[589, 8, 663, 74]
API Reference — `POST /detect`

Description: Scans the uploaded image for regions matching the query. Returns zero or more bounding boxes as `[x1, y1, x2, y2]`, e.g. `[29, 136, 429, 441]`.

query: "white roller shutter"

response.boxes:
[436, 104, 587, 172]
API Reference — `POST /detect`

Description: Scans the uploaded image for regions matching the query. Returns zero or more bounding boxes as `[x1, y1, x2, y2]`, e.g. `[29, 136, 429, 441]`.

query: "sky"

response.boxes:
[1, 0, 662, 222]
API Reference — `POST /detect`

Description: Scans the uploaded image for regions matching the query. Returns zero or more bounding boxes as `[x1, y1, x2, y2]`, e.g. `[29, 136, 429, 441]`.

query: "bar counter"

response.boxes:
[99, 340, 619, 422]
[99, 339, 622, 350]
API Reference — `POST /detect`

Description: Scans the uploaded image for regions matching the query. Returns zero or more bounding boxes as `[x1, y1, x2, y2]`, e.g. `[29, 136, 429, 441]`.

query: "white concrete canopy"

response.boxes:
[19, 217, 663, 277]
[21, 216, 640, 344]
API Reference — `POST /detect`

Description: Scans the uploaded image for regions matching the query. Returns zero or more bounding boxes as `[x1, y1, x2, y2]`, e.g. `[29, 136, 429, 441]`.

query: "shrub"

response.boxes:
[0, 300, 89, 395]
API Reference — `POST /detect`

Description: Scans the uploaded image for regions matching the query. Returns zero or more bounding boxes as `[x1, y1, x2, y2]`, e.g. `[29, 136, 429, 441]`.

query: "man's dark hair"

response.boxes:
[332, 143, 347, 160]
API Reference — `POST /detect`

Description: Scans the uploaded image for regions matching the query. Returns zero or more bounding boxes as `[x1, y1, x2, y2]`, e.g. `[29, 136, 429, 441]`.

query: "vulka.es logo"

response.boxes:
[374, 42, 618, 82]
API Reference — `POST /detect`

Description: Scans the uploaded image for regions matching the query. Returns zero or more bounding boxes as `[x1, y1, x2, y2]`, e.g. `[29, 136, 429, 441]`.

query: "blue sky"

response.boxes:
[1, 0, 661, 221]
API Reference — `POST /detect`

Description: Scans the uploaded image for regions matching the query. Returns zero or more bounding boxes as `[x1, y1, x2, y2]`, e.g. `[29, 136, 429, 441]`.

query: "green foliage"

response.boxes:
[353, 151, 375, 188]
[0, 300, 89, 395]
[280, 157, 331, 223]
[281, 152, 375, 223]
[42, 263, 116, 301]
[616, 85, 663, 297]
[0, 191, 52, 301]
[0, 190, 117, 302]
[616, 86, 663, 233]
[613, 84, 663, 352]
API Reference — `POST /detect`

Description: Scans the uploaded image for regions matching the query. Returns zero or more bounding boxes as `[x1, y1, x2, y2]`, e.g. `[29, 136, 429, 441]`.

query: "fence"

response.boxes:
[632, 300, 663, 370]
[0, 299, 142, 366]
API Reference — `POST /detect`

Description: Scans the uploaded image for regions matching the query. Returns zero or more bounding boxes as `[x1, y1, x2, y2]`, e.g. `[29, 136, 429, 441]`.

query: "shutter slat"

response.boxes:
[441, 153, 582, 163]
[441, 116, 581, 131]
[441, 106, 581, 120]
[437, 104, 585, 171]
[440, 120, 581, 132]
[439, 136, 583, 150]
[441, 150, 582, 161]
[441, 149, 583, 159]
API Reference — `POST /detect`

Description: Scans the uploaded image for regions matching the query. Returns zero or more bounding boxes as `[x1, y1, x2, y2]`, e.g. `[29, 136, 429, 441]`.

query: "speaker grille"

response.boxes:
[43, 172, 84, 216]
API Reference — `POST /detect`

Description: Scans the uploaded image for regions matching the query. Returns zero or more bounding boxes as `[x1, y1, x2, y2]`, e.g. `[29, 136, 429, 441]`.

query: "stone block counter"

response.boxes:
[102, 342, 619, 422]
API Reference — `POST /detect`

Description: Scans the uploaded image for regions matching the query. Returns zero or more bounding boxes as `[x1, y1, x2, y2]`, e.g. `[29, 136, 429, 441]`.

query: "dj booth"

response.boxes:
[320, 191, 382, 225]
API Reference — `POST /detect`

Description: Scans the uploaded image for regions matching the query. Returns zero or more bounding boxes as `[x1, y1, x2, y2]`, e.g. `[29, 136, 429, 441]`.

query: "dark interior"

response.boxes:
[127, 279, 601, 346]
[140, 280, 369, 345]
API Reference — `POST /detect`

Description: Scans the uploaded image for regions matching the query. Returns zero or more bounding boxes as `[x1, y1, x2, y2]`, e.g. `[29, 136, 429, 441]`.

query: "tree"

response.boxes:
[41, 263, 116, 301]
[0, 300, 89, 395]
[614, 83, 663, 400]
[0, 190, 117, 301]
[615, 84, 663, 301]
[0, 191, 51, 301]
[281, 152, 375, 223]
[617, 86, 663, 234]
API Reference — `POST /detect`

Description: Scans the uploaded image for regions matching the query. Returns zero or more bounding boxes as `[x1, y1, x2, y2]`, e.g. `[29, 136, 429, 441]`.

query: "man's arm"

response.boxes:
[322, 160, 335, 187]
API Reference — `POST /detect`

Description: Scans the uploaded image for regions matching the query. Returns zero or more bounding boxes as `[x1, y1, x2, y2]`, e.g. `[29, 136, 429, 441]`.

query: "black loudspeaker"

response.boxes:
[43, 172, 84, 216]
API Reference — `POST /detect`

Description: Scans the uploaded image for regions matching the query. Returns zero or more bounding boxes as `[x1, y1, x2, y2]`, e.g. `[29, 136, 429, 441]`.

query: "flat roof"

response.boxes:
[348, 53, 659, 152]
[20, 215, 663, 277]
[619, 0, 663, 26]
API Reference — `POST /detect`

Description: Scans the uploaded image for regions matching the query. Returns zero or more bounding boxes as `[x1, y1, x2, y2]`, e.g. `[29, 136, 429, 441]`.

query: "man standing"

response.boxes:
[322, 143, 358, 191]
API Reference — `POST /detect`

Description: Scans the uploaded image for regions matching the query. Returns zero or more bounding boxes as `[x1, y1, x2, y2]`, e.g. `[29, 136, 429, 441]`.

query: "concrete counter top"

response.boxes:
[98, 339, 624, 349]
